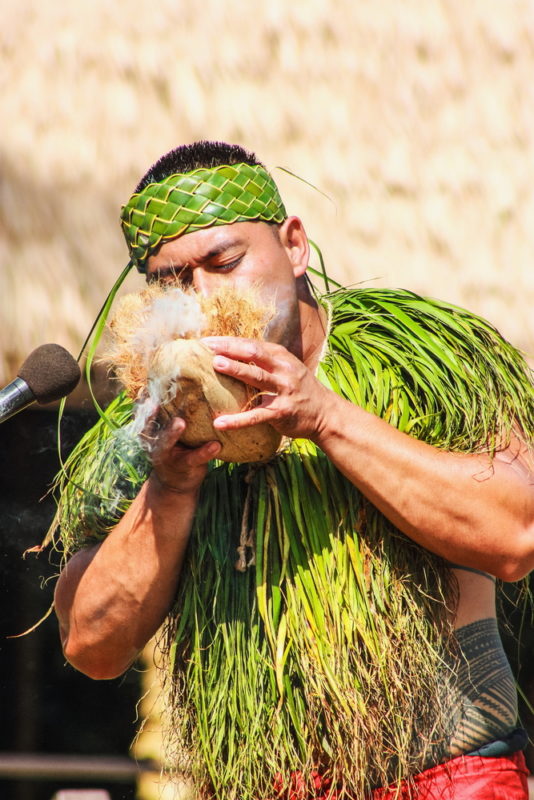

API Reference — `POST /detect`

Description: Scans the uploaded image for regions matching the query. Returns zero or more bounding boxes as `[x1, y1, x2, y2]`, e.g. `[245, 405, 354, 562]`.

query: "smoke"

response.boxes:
[104, 282, 274, 457]
[102, 284, 206, 404]
[105, 286, 207, 454]
[125, 375, 179, 456]
[130, 288, 205, 354]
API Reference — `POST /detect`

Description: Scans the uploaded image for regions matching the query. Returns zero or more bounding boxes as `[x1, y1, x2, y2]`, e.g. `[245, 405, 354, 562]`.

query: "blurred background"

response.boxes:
[1, 1, 534, 799]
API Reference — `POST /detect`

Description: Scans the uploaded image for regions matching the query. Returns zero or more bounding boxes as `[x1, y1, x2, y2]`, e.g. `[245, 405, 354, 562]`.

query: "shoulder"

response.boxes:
[325, 286, 531, 371]
[327, 286, 492, 332]
[319, 286, 533, 448]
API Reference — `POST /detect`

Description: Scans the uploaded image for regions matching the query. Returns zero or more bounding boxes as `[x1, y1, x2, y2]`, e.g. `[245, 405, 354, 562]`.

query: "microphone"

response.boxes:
[0, 344, 81, 424]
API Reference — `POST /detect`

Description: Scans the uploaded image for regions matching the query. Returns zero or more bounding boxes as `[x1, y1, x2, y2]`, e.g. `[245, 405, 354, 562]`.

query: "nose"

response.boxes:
[192, 269, 229, 296]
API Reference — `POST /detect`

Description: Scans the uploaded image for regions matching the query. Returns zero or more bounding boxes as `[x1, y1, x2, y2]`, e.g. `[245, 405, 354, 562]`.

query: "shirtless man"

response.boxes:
[54, 140, 534, 798]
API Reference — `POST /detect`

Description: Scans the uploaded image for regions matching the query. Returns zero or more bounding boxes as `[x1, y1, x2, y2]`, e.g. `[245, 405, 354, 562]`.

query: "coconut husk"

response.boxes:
[151, 339, 281, 462]
[103, 284, 204, 400]
[102, 284, 282, 462]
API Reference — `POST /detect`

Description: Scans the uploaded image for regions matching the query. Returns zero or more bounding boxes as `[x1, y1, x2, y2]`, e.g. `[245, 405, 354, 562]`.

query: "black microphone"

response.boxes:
[0, 344, 81, 424]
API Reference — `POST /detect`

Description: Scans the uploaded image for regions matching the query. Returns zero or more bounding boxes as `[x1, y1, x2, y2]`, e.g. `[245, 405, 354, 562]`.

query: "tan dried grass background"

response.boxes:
[2, 5, 533, 796]
[2, 1, 534, 384]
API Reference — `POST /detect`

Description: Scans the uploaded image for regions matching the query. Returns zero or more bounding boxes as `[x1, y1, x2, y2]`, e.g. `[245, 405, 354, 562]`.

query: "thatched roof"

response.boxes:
[2, 0, 533, 385]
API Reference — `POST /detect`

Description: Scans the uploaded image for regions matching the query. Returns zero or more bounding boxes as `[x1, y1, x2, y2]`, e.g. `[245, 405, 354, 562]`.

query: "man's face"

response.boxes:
[145, 219, 308, 352]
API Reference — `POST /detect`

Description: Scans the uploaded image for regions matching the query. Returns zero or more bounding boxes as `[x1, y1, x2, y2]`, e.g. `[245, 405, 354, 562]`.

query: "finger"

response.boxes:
[179, 439, 222, 465]
[148, 417, 186, 460]
[212, 354, 280, 392]
[151, 416, 185, 447]
[137, 401, 162, 440]
[202, 336, 283, 368]
[213, 406, 275, 431]
[152, 435, 221, 471]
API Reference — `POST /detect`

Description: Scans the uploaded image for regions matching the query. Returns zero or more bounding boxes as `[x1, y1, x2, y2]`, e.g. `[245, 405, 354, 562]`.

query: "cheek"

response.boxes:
[192, 271, 231, 295]
[263, 286, 300, 345]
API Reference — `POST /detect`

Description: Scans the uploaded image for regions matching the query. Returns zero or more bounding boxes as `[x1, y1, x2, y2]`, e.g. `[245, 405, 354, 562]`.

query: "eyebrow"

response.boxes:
[148, 237, 247, 278]
[202, 238, 246, 260]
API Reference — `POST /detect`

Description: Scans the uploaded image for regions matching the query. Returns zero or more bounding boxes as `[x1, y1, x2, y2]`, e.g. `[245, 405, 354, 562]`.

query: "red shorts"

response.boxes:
[372, 750, 530, 800]
[273, 751, 529, 799]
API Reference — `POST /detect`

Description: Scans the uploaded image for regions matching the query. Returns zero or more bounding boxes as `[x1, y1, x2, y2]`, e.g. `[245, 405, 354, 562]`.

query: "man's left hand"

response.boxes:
[202, 336, 331, 442]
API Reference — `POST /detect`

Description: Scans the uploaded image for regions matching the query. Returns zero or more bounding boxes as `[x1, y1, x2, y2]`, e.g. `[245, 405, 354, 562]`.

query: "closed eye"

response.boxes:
[209, 255, 243, 272]
[147, 254, 243, 287]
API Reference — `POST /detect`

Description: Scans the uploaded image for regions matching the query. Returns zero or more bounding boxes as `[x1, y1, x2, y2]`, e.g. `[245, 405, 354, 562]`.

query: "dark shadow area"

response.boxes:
[1, 405, 533, 800]
[0, 407, 140, 800]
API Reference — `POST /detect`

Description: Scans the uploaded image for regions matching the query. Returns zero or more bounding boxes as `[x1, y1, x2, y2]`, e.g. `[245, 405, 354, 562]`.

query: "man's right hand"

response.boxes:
[145, 415, 221, 495]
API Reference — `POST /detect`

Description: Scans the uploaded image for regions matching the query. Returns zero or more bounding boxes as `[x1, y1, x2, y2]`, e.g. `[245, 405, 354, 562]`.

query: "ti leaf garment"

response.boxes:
[55, 288, 534, 800]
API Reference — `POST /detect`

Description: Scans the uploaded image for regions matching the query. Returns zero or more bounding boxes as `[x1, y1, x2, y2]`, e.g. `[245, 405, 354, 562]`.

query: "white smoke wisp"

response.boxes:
[103, 286, 206, 473]
[128, 395, 159, 439]
[127, 367, 185, 457]
[121, 380, 179, 458]
[131, 288, 205, 356]
[148, 366, 183, 407]
[104, 284, 206, 404]
[125, 288, 204, 450]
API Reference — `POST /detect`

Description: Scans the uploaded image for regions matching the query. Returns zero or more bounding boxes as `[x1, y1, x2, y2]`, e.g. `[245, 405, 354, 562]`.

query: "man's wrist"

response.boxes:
[148, 470, 201, 500]
[309, 389, 347, 449]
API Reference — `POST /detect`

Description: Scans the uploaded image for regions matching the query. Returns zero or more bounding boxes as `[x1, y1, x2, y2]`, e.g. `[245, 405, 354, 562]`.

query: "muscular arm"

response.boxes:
[54, 418, 221, 679]
[204, 336, 534, 582]
[313, 397, 534, 581]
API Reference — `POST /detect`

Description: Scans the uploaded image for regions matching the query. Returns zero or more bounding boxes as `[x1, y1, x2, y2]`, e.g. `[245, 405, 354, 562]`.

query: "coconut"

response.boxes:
[102, 283, 282, 462]
[148, 338, 281, 463]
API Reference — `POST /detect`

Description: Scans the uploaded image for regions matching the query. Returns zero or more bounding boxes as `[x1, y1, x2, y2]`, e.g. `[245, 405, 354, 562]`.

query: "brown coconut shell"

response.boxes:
[149, 339, 281, 463]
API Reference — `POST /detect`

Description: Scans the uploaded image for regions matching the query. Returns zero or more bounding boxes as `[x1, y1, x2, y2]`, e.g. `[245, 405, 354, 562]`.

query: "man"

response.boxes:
[54, 140, 534, 798]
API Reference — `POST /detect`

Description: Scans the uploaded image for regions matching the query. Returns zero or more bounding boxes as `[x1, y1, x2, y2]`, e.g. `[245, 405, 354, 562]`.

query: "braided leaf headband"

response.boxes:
[120, 163, 287, 273]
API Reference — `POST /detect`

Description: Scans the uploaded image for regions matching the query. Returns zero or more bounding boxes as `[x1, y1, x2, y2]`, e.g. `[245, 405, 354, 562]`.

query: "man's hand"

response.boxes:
[202, 336, 331, 441]
[146, 415, 221, 495]
[205, 338, 534, 582]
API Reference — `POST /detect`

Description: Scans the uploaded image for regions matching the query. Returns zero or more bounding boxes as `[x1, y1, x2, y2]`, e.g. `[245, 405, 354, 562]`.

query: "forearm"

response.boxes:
[54, 473, 198, 679]
[314, 393, 534, 581]
[200, 336, 534, 579]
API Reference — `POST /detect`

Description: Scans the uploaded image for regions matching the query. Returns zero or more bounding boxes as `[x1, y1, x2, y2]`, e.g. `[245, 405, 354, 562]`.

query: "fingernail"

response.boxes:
[213, 356, 229, 368]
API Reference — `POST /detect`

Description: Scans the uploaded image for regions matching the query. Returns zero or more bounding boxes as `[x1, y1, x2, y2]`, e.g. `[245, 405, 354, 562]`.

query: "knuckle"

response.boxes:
[277, 375, 292, 392]
[245, 341, 261, 359]
[250, 363, 264, 383]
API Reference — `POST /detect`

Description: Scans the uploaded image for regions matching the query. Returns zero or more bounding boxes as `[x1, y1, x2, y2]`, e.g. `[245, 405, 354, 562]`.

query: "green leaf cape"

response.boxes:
[53, 287, 534, 799]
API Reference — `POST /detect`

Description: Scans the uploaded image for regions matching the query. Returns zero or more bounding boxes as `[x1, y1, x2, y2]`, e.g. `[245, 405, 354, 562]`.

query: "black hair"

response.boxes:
[135, 140, 263, 192]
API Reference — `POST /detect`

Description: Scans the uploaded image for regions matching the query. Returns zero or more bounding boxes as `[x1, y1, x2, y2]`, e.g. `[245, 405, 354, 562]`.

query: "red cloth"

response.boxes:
[272, 751, 529, 799]
[371, 751, 529, 800]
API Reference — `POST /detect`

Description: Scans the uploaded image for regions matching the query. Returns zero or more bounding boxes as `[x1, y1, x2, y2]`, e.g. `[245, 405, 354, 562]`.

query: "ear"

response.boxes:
[278, 216, 310, 278]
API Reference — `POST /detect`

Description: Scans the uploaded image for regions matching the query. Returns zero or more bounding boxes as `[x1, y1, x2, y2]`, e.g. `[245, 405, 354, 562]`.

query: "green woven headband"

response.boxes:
[120, 162, 287, 273]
